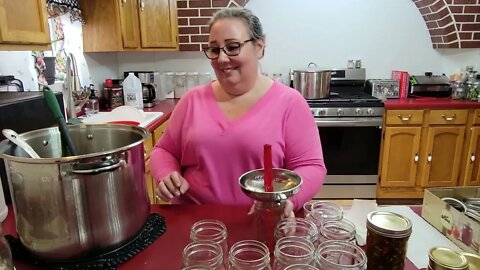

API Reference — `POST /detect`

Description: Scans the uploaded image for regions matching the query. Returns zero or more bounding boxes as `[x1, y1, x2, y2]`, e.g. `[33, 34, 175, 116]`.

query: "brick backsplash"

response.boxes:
[177, 0, 248, 51]
[413, 0, 480, 48]
[177, 0, 480, 50]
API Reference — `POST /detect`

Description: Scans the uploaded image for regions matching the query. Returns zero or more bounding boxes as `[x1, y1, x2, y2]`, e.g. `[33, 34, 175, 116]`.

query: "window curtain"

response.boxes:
[46, 0, 83, 23]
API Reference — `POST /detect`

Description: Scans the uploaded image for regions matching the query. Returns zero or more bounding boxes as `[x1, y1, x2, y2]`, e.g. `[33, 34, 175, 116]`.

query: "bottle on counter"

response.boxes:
[123, 73, 143, 109]
[85, 84, 99, 116]
[102, 79, 124, 109]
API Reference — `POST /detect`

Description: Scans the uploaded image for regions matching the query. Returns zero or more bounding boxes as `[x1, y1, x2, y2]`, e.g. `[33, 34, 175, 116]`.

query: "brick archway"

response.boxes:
[413, 0, 480, 48]
[177, 0, 480, 51]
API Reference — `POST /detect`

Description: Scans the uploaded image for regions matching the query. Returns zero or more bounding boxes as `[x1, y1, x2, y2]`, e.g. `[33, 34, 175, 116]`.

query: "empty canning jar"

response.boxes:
[284, 265, 319, 270]
[191, 219, 228, 267]
[273, 236, 315, 270]
[228, 240, 271, 270]
[366, 211, 412, 270]
[275, 217, 318, 245]
[318, 219, 356, 245]
[254, 200, 286, 252]
[182, 240, 224, 270]
[305, 201, 343, 229]
[315, 240, 367, 270]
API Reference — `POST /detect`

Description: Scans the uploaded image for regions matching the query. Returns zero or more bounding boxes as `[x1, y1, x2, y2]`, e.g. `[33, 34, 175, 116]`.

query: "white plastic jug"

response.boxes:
[123, 73, 144, 109]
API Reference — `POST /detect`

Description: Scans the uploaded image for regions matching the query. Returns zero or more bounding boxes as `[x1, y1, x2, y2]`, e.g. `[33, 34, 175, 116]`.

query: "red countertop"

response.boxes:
[3, 204, 424, 270]
[385, 98, 480, 109]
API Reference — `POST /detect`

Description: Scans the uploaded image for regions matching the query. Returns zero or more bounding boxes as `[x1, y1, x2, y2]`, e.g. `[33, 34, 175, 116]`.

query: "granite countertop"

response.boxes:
[384, 98, 480, 109]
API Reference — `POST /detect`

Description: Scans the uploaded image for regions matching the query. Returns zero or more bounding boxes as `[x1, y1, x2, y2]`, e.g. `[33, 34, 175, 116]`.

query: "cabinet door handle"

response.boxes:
[470, 154, 476, 163]
[121, 0, 127, 6]
[140, 0, 145, 11]
[397, 114, 412, 121]
[427, 154, 432, 163]
[442, 114, 456, 121]
[414, 154, 419, 163]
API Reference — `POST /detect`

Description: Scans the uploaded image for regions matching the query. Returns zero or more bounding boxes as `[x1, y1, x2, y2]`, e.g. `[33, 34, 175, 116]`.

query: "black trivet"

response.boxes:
[6, 213, 166, 270]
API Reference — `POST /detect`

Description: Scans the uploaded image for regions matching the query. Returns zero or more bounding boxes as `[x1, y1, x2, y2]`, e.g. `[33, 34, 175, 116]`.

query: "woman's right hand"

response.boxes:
[156, 171, 189, 202]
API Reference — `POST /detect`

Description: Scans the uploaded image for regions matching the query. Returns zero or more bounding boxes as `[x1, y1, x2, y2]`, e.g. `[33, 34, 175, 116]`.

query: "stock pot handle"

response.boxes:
[72, 156, 124, 174]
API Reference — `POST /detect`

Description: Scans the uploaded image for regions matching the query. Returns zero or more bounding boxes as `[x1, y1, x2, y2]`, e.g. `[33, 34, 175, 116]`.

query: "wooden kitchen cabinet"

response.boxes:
[459, 109, 480, 186]
[81, 0, 178, 52]
[145, 120, 169, 204]
[378, 109, 467, 199]
[0, 0, 51, 50]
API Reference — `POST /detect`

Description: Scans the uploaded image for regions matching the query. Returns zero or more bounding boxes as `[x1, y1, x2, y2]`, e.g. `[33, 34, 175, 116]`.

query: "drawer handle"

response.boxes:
[397, 114, 412, 121]
[414, 154, 419, 163]
[471, 154, 476, 163]
[442, 114, 456, 121]
[427, 153, 432, 163]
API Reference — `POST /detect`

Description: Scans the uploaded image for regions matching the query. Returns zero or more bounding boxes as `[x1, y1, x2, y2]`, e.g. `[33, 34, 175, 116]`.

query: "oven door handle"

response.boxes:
[315, 117, 383, 127]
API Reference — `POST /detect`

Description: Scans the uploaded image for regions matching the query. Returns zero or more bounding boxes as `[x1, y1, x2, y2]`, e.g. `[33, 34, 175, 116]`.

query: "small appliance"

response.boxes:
[366, 79, 400, 100]
[124, 71, 158, 108]
[409, 72, 451, 97]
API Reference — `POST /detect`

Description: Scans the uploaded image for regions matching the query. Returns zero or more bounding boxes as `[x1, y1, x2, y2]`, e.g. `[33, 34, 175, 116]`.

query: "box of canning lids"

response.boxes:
[422, 187, 480, 255]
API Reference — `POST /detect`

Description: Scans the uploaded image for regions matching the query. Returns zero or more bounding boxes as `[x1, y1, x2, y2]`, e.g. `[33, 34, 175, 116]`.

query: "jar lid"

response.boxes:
[461, 252, 480, 270]
[429, 247, 468, 270]
[366, 211, 412, 238]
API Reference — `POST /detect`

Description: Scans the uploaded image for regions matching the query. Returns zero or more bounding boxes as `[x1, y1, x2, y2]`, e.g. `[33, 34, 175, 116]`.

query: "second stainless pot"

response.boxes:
[292, 63, 332, 99]
[0, 124, 150, 261]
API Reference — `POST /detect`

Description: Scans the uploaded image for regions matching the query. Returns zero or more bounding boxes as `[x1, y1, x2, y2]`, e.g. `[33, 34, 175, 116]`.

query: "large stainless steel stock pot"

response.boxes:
[0, 124, 150, 261]
[292, 62, 333, 99]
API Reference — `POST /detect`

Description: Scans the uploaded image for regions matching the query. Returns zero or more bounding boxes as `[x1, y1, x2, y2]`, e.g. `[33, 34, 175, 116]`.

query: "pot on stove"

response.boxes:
[292, 62, 333, 99]
[0, 124, 150, 261]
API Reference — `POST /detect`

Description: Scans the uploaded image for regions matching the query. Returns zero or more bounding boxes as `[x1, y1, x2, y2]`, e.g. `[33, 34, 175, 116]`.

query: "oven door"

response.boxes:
[315, 117, 382, 198]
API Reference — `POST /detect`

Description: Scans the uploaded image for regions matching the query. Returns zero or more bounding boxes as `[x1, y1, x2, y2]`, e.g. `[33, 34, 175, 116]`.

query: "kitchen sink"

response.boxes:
[81, 111, 164, 128]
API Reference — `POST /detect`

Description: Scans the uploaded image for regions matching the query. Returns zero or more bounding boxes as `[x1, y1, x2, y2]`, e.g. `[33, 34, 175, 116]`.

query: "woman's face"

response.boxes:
[208, 18, 265, 95]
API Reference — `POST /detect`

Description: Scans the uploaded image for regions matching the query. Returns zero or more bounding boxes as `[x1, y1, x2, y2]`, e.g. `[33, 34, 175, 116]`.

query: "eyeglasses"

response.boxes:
[203, 39, 255, 59]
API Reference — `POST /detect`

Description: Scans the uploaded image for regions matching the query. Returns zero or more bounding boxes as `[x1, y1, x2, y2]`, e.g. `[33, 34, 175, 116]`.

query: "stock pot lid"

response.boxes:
[292, 62, 331, 73]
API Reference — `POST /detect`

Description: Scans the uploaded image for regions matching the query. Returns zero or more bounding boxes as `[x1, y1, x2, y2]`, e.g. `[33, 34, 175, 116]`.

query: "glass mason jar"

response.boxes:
[315, 240, 367, 270]
[451, 81, 465, 100]
[428, 247, 468, 270]
[182, 240, 224, 270]
[0, 230, 12, 270]
[190, 219, 228, 267]
[305, 201, 343, 230]
[254, 200, 286, 252]
[284, 265, 319, 270]
[317, 219, 356, 245]
[228, 240, 271, 270]
[273, 236, 315, 270]
[275, 217, 318, 245]
[366, 211, 412, 270]
[466, 81, 479, 101]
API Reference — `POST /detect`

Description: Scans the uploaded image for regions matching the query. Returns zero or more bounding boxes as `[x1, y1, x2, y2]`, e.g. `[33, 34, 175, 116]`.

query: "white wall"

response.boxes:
[1, 0, 480, 89]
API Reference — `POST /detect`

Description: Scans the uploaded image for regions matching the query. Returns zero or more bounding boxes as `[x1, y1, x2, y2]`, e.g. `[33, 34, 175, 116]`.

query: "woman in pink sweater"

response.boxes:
[151, 7, 326, 217]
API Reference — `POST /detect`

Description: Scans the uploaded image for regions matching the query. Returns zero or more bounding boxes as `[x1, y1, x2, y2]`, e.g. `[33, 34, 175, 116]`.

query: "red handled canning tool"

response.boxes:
[263, 144, 273, 192]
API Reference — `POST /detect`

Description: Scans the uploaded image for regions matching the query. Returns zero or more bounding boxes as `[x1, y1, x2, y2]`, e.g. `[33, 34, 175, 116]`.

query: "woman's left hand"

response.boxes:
[248, 199, 295, 219]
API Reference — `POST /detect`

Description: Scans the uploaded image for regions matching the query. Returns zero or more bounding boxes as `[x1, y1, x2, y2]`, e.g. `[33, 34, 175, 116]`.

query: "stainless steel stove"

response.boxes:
[309, 69, 384, 199]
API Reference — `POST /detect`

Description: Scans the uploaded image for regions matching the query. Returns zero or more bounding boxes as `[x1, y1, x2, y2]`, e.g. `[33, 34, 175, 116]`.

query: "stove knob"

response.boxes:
[355, 108, 363, 116]
[337, 108, 344, 116]
[367, 108, 374, 116]
[319, 109, 326, 116]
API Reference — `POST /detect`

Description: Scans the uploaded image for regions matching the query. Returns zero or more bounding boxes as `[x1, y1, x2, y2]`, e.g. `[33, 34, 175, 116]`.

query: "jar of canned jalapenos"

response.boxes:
[365, 211, 412, 270]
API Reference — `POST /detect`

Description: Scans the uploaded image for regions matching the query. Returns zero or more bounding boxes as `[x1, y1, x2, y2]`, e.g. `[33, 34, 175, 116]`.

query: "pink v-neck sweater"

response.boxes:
[150, 81, 327, 210]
